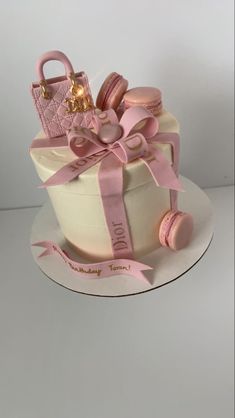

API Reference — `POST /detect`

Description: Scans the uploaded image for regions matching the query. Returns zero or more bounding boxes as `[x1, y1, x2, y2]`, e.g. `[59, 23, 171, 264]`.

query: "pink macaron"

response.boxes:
[124, 87, 163, 116]
[96, 72, 128, 111]
[159, 210, 194, 251]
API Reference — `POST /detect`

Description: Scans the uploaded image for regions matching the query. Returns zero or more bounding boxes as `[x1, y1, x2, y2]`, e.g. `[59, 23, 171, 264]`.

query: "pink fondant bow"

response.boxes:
[31, 106, 182, 192]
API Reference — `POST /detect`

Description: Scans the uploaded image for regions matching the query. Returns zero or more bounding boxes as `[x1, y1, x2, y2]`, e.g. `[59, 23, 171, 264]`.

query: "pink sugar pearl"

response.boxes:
[99, 124, 123, 144]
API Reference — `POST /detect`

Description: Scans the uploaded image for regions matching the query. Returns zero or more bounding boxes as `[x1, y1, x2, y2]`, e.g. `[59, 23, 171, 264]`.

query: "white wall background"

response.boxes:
[0, 0, 234, 209]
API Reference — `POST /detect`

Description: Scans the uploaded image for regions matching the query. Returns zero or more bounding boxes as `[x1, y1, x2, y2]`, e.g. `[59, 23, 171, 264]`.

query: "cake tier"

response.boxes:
[30, 110, 180, 260]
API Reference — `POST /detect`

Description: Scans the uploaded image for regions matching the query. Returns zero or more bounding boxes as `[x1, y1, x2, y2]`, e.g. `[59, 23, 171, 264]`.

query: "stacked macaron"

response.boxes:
[123, 87, 162, 116]
[96, 74, 163, 117]
[96, 72, 128, 111]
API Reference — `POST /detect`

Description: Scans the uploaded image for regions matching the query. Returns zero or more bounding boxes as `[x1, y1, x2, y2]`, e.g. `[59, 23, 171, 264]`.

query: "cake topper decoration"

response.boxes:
[31, 50, 95, 138]
[65, 73, 93, 113]
[29, 50, 195, 284]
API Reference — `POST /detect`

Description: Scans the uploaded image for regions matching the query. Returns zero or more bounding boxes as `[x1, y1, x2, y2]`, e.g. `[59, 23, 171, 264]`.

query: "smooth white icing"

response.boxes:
[31, 110, 179, 260]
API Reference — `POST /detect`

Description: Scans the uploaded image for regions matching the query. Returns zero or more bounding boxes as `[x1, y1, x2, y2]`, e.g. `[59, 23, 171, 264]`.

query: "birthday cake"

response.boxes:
[30, 50, 193, 281]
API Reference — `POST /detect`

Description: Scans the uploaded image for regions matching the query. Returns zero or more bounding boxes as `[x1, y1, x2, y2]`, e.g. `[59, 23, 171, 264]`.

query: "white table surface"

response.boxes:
[0, 186, 234, 418]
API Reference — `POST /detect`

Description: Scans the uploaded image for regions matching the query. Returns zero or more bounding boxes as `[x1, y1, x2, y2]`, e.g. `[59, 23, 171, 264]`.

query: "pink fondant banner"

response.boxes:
[33, 241, 152, 283]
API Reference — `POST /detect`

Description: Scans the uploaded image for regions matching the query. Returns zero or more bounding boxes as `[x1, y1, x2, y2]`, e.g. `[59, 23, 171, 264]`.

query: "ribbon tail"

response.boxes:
[30, 136, 68, 150]
[32, 241, 51, 248]
[38, 248, 52, 258]
[126, 260, 153, 283]
[39, 159, 82, 188]
[32, 241, 55, 257]
[133, 270, 151, 283]
[98, 153, 134, 260]
[141, 146, 183, 192]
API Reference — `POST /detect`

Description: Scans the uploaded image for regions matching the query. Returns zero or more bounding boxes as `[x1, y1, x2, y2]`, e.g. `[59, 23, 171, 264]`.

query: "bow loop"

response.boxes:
[67, 126, 105, 158]
[92, 109, 119, 134]
[113, 133, 149, 163]
[119, 106, 159, 139]
[66, 107, 159, 165]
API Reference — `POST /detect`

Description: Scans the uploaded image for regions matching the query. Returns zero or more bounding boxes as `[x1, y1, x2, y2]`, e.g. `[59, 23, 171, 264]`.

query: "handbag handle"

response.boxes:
[36, 50, 77, 99]
[36, 50, 75, 80]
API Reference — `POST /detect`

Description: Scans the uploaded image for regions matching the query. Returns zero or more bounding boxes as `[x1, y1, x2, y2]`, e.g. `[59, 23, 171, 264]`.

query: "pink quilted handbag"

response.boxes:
[31, 50, 95, 138]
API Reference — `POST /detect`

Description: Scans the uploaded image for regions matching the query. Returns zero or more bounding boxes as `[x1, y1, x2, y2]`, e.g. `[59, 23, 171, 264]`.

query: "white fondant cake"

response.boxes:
[30, 110, 179, 260]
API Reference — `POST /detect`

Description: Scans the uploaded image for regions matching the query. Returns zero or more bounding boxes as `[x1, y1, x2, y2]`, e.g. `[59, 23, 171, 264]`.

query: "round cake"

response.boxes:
[30, 110, 179, 260]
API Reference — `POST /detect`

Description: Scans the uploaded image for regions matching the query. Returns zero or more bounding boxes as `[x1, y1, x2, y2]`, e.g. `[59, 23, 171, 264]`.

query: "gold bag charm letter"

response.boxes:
[65, 74, 93, 113]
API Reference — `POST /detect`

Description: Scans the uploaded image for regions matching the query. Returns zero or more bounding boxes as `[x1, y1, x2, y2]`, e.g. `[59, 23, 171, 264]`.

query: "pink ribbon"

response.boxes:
[31, 107, 182, 192]
[33, 241, 152, 283]
[31, 106, 182, 282]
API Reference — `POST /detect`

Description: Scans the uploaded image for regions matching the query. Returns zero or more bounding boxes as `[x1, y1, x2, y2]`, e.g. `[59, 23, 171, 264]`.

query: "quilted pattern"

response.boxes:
[32, 74, 95, 138]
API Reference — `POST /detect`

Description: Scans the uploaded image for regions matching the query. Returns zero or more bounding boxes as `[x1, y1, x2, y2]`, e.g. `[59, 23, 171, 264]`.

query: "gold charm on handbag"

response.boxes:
[65, 73, 94, 113]
[39, 80, 52, 100]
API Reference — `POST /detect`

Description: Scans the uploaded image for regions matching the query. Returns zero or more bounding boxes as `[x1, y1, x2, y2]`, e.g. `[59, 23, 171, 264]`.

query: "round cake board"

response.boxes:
[30, 177, 214, 297]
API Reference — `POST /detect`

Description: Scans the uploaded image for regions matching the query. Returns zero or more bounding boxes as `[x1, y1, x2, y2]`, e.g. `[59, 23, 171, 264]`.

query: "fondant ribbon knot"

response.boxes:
[31, 106, 182, 193]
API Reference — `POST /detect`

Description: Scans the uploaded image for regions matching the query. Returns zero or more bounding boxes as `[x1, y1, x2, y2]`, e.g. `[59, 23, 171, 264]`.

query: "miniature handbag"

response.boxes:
[31, 50, 95, 138]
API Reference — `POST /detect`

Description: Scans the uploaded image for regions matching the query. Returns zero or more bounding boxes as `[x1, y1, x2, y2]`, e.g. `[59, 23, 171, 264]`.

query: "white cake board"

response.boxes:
[30, 177, 214, 297]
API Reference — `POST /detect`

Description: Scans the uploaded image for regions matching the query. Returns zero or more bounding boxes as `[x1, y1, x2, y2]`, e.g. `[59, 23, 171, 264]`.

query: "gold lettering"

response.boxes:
[65, 94, 93, 114]
[113, 241, 128, 250]
[112, 221, 122, 227]
[52, 245, 102, 277]
[109, 264, 131, 272]
[97, 112, 111, 126]
[114, 227, 125, 235]
[77, 267, 102, 277]
[98, 112, 108, 120]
